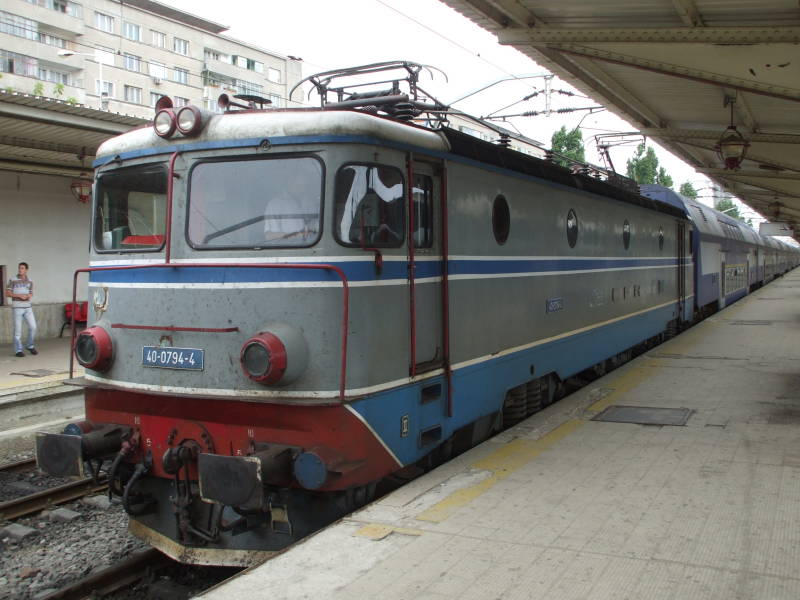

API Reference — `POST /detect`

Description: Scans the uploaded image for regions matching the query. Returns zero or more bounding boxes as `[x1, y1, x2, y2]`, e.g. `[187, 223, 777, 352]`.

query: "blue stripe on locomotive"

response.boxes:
[349, 301, 676, 466]
[88, 257, 687, 284]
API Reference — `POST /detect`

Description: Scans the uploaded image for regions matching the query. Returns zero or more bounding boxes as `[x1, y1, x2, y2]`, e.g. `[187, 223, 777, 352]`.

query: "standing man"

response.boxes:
[6, 262, 37, 357]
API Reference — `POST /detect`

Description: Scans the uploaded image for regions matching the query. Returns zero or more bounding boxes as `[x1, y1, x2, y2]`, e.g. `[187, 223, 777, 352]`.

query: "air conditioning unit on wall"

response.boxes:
[152, 77, 161, 85]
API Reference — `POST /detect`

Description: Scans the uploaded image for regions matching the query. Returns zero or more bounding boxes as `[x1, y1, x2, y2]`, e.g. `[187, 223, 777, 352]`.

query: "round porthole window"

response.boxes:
[623, 219, 631, 250]
[566, 209, 578, 248]
[658, 226, 664, 250]
[492, 195, 510, 245]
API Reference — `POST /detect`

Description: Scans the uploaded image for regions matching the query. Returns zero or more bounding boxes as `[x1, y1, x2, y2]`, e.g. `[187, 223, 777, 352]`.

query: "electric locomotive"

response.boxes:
[37, 62, 702, 566]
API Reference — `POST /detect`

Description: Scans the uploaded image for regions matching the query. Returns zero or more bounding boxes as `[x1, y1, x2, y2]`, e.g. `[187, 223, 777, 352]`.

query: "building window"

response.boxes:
[268, 93, 282, 108]
[267, 67, 281, 83]
[124, 85, 142, 104]
[123, 21, 141, 41]
[97, 80, 114, 98]
[149, 61, 166, 80]
[38, 67, 70, 85]
[173, 37, 189, 55]
[151, 30, 166, 48]
[173, 67, 189, 84]
[174, 96, 189, 107]
[234, 79, 262, 95]
[123, 54, 140, 72]
[26, 0, 83, 18]
[204, 48, 229, 63]
[1, 12, 37, 40]
[0, 50, 38, 77]
[94, 11, 114, 33]
[150, 92, 163, 107]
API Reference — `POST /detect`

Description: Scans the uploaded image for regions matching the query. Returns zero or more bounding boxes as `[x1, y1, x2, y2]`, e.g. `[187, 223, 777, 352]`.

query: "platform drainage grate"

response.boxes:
[592, 405, 692, 426]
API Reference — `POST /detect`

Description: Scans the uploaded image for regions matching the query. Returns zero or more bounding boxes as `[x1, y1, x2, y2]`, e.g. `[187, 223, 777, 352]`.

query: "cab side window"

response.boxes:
[334, 164, 404, 248]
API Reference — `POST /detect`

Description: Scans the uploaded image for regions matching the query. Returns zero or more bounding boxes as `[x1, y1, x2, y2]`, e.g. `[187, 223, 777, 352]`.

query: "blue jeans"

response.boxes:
[13, 307, 37, 353]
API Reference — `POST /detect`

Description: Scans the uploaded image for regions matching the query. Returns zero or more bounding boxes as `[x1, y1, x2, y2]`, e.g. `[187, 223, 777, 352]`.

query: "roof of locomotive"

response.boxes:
[95, 106, 685, 219]
[95, 108, 450, 162]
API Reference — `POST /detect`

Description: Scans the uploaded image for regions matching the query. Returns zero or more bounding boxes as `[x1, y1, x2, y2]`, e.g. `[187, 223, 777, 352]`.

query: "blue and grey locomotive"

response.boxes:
[35, 62, 796, 566]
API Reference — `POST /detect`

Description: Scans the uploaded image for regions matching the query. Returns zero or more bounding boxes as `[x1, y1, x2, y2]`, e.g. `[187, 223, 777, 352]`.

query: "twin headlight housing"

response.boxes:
[153, 96, 207, 139]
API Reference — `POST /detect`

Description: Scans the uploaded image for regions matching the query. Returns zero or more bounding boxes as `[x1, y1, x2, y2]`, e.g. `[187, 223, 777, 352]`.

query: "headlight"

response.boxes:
[176, 106, 203, 136]
[154, 108, 176, 138]
[240, 333, 286, 384]
[75, 326, 114, 371]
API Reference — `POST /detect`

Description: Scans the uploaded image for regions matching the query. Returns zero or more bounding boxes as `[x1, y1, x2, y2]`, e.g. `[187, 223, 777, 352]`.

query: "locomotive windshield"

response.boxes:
[94, 163, 168, 252]
[188, 156, 322, 248]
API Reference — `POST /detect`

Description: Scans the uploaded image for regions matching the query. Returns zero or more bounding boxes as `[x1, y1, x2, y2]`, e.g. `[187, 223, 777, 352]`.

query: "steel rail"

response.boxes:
[0, 457, 36, 474]
[40, 548, 172, 600]
[0, 476, 107, 520]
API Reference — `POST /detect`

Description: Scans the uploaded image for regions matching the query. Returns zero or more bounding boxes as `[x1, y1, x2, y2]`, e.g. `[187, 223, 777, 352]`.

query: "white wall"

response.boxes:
[0, 170, 90, 343]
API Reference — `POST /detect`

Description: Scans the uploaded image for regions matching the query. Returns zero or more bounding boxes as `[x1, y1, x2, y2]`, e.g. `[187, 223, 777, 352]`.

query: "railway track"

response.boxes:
[0, 475, 108, 520]
[0, 456, 37, 474]
[40, 548, 173, 600]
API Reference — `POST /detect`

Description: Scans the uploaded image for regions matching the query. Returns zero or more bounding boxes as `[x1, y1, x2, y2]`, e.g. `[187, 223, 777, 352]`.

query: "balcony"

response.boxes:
[0, 72, 85, 104]
[10, 0, 84, 37]
[203, 58, 246, 82]
[0, 35, 75, 64]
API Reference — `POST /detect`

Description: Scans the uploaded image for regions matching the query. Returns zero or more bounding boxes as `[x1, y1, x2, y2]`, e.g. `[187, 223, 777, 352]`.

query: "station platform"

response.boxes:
[199, 268, 800, 600]
[0, 334, 77, 390]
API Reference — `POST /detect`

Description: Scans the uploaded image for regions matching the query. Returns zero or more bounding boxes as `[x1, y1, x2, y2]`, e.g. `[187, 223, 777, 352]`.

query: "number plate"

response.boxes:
[142, 346, 204, 370]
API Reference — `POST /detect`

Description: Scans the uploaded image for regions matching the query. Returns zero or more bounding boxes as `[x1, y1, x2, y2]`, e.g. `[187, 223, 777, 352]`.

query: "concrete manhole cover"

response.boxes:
[9, 369, 64, 378]
[592, 405, 692, 426]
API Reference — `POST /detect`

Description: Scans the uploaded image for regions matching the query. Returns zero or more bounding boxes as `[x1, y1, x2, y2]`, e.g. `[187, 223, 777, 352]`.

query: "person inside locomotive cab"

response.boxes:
[348, 190, 401, 245]
[263, 192, 317, 242]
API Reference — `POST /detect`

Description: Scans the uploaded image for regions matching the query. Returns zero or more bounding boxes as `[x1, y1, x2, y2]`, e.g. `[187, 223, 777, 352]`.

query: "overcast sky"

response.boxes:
[159, 0, 757, 215]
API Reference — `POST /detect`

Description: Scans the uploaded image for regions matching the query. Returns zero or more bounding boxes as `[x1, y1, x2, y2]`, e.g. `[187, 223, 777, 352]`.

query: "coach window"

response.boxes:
[622, 219, 631, 250]
[187, 156, 323, 248]
[334, 164, 404, 248]
[492, 195, 510, 245]
[566, 209, 579, 248]
[94, 162, 167, 252]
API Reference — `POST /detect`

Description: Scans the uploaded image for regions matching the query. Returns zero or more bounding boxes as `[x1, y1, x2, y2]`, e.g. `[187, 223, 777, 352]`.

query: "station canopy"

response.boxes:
[442, 0, 800, 240]
[0, 91, 145, 179]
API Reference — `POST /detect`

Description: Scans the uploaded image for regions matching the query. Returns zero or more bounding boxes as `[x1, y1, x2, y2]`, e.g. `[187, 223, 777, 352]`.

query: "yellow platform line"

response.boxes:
[415, 419, 585, 523]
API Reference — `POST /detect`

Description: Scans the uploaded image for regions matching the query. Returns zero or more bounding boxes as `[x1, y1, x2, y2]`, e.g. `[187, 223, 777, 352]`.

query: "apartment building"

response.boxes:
[0, 0, 303, 118]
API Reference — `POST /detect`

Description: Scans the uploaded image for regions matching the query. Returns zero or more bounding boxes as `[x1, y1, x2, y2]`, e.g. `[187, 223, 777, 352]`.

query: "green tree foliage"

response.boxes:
[679, 181, 698, 199]
[656, 167, 673, 188]
[626, 143, 674, 189]
[550, 126, 585, 168]
[33, 82, 44, 96]
[715, 197, 741, 220]
[53, 82, 65, 97]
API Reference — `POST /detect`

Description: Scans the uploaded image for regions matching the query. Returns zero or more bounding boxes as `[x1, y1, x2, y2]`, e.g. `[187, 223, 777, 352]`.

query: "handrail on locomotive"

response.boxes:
[68, 263, 351, 400]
